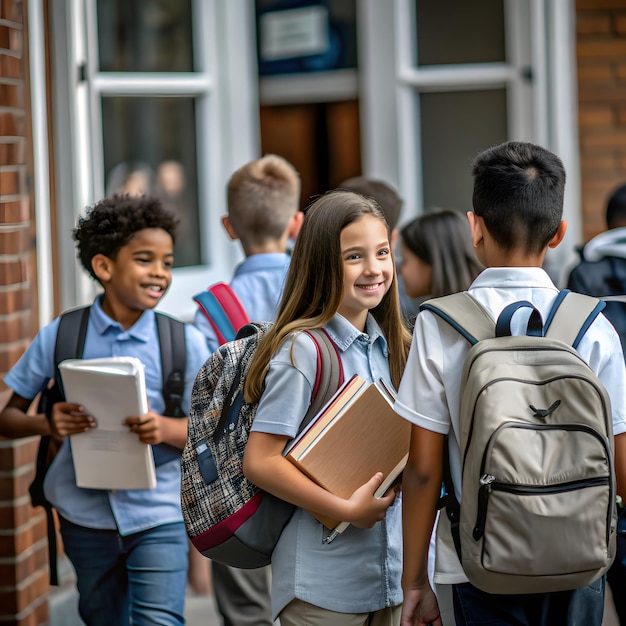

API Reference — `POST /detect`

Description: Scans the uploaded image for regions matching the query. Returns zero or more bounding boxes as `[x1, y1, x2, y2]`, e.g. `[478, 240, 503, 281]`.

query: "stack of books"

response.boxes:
[283, 374, 410, 533]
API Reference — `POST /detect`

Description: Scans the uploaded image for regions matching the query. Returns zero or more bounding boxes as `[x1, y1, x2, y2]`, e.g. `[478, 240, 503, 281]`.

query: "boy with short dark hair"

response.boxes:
[193, 154, 302, 626]
[0, 194, 209, 626]
[394, 141, 626, 626]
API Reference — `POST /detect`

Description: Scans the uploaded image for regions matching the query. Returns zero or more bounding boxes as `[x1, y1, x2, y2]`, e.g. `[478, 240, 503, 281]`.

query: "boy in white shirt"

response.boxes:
[394, 140, 626, 626]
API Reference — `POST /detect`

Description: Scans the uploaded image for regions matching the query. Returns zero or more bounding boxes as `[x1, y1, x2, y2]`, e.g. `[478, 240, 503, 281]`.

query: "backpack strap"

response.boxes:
[211, 325, 344, 449]
[301, 329, 344, 430]
[53, 306, 91, 391]
[544, 290, 606, 349]
[153, 312, 187, 466]
[155, 312, 187, 417]
[420, 292, 495, 345]
[193, 282, 250, 346]
[34, 306, 90, 586]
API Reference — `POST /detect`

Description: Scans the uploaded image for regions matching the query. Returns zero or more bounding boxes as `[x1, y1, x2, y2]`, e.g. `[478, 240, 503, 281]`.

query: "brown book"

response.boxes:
[283, 374, 368, 457]
[285, 379, 411, 531]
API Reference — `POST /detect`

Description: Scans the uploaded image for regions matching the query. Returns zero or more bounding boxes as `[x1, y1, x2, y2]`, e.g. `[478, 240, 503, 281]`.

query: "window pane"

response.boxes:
[102, 97, 201, 268]
[419, 90, 508, 212]
[97, 0, 194, 72]
[415, 0, 505, 66]
[256, 0, 357, 75]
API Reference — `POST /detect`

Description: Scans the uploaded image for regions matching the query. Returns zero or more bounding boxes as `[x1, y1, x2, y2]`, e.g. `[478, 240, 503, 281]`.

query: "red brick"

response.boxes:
[0, 285, 33, 314]
[0, 82, 21, 108]
[0, 538, 48, 586]
[0, 0, 24, 23]
[0, 568, 49, 613]
[0, 438, 38, 471]
[0, 168, 24, 194]
[0, 342, 28, 372]
[0, 257, 29, 285]
[0, 198, 29, 222]
[0, 467, 35, 500]
[579, 84, 626, 103]
[616, 12, 626, 34]
[0, 110, 24, 136]
[577, 40, 626, 59]
[0, 499, 36, 530]
[577, 13, 612, 34]
[0, 514, 47, 558]
[579, 106, 613, 125]
[0, 53, 21, 78]
[577, 0, 626, 8]
[580, 128, 626, 149]
[0, 25, 10, 49]
[0, 139, 26, 165]
[0, 228, 32, 255]
[578, 64, 613, 82]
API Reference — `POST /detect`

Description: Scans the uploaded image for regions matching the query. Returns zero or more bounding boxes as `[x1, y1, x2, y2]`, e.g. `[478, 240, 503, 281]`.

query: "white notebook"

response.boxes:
[59, 357, 157, 490]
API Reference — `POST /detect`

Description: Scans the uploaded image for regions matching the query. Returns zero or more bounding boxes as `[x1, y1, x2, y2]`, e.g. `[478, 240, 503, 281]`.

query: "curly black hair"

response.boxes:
[73, 194, 179, 281]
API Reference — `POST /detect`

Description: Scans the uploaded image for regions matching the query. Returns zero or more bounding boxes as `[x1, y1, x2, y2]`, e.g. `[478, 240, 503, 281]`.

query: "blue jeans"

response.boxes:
[452, 577, 605, 626]
[607, 506, 626, 624]
[59, 517, 188, 626]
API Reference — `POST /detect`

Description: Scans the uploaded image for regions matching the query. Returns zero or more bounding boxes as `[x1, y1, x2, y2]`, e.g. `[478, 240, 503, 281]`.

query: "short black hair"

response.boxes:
[73, 194, 178, 281]
[472, 141, 565, 255]
[606, 183, 626, 229]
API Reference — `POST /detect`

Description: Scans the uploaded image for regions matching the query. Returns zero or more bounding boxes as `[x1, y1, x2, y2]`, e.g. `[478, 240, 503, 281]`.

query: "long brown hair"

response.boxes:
[245, 190, 411, 403]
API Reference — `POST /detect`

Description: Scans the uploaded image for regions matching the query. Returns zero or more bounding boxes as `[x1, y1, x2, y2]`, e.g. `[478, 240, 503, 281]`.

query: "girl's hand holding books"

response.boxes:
[345, 471, 399, 528]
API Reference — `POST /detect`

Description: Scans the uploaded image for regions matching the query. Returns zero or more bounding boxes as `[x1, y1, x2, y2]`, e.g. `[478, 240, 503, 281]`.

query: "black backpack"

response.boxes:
[30, 306, 187, 584]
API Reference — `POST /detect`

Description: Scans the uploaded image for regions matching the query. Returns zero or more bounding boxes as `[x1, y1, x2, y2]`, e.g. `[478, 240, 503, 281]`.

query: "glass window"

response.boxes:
[419, 89, 508, 212]
[256, 0, 357, 75]
[415, 0, 505, 66]
[101, 97, 201, 268]
[97, 0, 194, 72]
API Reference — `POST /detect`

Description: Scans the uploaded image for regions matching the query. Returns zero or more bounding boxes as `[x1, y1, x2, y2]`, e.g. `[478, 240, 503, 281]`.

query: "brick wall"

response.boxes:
[577, 0, 626, 241]
[0, 0, 49, 624]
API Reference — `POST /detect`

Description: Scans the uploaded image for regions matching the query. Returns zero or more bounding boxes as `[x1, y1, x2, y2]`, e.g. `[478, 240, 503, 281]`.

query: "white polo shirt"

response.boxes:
[394, 266, 626, 583]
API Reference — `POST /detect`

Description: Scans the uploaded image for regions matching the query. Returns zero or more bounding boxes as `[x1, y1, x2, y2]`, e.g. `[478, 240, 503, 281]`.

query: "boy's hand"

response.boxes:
[346, 472, 398, 528]
[400, 584, 442, 626]
[50, 402, 95, 439]
[123, 411, 166, 445]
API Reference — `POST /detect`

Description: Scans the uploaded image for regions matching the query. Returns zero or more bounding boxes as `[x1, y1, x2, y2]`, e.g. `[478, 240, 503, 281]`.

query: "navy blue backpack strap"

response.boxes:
[153, 312, 187, 465]
[32, 305, 90, 586]
[495, 301, 544, 337]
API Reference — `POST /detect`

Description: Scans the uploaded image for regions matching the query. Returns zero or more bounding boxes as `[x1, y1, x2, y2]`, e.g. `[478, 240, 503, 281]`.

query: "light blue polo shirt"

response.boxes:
[4, 296, 209, 535]
[194, 253, 290, 351]
[251, 313, 403, 618]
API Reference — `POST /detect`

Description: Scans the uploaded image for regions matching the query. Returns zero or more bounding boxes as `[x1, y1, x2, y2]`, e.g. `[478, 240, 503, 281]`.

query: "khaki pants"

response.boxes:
[280, 598, 401, 626]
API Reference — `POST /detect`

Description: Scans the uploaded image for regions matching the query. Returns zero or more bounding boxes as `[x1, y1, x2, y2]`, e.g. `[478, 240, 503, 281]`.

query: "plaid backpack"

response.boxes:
[181, 322, 343, 568]
[423, 290, 617, 594]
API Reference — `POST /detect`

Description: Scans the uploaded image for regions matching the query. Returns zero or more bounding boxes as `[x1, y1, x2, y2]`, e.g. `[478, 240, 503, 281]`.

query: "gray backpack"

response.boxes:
[422, 290, 617, 594]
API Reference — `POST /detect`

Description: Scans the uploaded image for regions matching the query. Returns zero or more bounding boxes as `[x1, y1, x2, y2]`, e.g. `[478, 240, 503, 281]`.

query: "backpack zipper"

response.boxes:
[473, 475, 610, 541]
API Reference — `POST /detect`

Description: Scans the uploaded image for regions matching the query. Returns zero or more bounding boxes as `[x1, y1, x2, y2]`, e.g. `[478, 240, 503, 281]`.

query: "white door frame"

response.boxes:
[47, 0, 260, 322]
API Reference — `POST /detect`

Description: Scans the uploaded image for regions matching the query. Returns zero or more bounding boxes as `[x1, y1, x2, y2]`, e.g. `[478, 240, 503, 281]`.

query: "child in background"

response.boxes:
[242, 190, 412, 625]
[0, 195, 210, 626]
[395, 141, 626, 626]
[194, 154, 303, 353]
[398, 208, 483, 301]
[191, 154, 302, 626]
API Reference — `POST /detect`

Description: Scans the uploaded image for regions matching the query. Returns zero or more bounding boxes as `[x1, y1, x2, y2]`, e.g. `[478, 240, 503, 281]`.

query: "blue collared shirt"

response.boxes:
[194, 253, 290, 352]
[252, 313, 403, 618]
[4, 296, 210, 535]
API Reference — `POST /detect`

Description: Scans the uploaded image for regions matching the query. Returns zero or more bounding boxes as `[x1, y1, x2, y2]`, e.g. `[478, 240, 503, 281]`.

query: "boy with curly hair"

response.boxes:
[0, 194, 209, 626]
